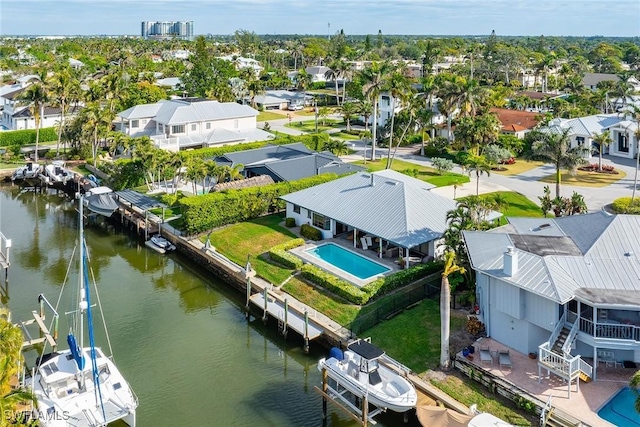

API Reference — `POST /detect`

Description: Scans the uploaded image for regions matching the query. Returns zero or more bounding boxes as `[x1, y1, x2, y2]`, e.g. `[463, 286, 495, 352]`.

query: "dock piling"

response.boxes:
[262, 287, 268, 324]
[304, 310, 309, 353]
[282, 299, 288, 338]
[322, 368, 328, 420]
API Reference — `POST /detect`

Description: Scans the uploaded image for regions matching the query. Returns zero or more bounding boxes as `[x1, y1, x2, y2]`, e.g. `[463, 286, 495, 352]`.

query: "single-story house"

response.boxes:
[463, 213, 640, 389]
[214, 142, 365, 182]
[489, 108, 541, 138]
[539, 114, 624, 158]
[244, 90, 310, 110]
[582, 73, 640, 92]
[116, 98, 273, 151]
[281, 169, 458, 266]
[305, 66, 332, 83]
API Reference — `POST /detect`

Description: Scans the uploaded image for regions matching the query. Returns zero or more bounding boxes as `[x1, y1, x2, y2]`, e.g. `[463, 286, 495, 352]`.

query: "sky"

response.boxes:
[1, 0, 639, 37]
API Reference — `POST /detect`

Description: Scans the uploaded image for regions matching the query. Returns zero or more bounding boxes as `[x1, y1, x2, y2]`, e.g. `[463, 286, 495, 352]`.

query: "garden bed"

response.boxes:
[578, 163, 619, 174]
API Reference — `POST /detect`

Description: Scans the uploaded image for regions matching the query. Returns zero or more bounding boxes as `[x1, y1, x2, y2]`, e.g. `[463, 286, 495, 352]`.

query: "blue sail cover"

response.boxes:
[67, 334, 85, 370]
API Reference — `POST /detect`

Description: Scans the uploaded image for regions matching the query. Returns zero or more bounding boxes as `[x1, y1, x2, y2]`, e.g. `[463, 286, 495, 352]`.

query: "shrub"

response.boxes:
[268, 238, 305, 269]
[285, 217, 296, 227]
[361, 261, 443, 298]
[484, 144, 513, 166]
[301, 264, 369, 304]
[431, 157, 454, 175]
[400, 168, 419, 178]
[300, 224, 323, 241]
[612, 197, 640, 214]
[180, 173, 340, 234]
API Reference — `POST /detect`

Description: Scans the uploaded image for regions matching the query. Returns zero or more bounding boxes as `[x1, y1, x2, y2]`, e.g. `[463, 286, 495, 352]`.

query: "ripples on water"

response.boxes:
[0, 186, 418, 427]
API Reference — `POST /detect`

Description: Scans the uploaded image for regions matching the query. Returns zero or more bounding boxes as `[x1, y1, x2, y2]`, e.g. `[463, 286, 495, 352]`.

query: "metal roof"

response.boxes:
[574, 288, 640, 307]
[118, 99, 257, 124]
[114, 190, 167, 210]
[281, 169, 454, 248]
[217, 143, 311, 166]
[464, 212, 640, 304]
[542, 114, 623, 137]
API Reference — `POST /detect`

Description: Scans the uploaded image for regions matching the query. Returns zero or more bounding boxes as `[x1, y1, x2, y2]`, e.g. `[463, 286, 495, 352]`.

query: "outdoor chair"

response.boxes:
[365, 236, 373, 248]
[360, 237, 368, 250]
[479, 346, 493, 366]
[499, 349, 512, 370]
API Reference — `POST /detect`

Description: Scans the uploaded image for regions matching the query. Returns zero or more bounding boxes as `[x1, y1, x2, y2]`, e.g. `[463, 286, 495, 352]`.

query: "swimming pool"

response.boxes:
[598, 387, 640, 426]
[306, 243, 390, 280]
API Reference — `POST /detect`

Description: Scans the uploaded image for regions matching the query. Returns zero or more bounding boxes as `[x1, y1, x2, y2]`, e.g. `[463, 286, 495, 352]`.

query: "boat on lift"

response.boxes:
[12, 162, 41, 180]
[317, 340, 417, 413]
[43, 160, 75, 183]
[145, 234, 176, 254]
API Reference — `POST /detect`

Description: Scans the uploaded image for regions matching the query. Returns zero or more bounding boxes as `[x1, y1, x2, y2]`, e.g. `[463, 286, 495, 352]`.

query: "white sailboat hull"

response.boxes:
[318, 352, 417, 413]
[27, 348, 137, 427]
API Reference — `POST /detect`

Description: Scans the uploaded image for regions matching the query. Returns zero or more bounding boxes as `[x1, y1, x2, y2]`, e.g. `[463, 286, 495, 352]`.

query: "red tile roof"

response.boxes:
[489, 108, 541, 132]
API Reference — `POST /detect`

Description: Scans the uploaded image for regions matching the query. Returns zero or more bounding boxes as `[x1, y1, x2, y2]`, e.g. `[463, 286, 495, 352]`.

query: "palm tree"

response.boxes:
[357, 99, 373, 132]
[339, 101, 357, 132]
[529, 128, 590, 198]
[385, 70, 412, 168]
[591, 131, 613, 172]
[49, 67, 79, 156]
[630, 369, 640, 414]
[325, 59, 347, 106]
[361, 61, 392, 161]
[625, 105, 640, 202]
[18, 81, 49, 162]
[464, 156, 492, 196]
[440, 251, 465, 370]
[82, 103, 113, 167]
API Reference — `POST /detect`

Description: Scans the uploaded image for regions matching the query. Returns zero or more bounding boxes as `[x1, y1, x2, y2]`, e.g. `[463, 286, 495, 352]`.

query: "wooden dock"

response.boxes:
[17, 311, 57, 349]
[250, 291, 323, 340]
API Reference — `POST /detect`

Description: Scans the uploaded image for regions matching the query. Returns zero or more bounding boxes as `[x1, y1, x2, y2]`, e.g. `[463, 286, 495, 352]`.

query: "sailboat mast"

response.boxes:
[78, 195, 88, 388]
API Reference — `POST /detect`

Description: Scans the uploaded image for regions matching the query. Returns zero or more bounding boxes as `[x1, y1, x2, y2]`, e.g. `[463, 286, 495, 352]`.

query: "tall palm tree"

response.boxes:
[357, 99, 373, 132]
[82, 103, 114, 167]
[440, 251, 465, 370]
[529, 128, 590, 198]
[325, 59, 347, 106]
[625, 105, 640, 202]
[361, 61, 392, 161]
[385, 71, 412, 168]
[49, 67, 79, 156]
[591, 131, 613, 172]
[18, 81, 49, 162]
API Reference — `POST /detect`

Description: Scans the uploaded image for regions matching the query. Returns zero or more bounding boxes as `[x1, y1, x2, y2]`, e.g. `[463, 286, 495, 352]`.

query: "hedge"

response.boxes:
[300, 224, 323, 240]
[268, 238, 305, 269]
[285, 217, 296, 227]
[361, 261, 444, 298]
[180, 173, 340, 234]
[0, 127, 58, 146]
[301, 264, 369, 305]
[612, 197, 640, 214]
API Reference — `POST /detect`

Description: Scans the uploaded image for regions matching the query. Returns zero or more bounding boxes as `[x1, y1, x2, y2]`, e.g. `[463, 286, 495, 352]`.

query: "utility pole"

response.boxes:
[328, 23, 331, 40]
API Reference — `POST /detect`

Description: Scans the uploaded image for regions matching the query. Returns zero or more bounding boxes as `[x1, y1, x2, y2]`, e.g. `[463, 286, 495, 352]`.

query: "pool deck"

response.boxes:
[291, 239, 400, 287]
[468, 337, 634, 427]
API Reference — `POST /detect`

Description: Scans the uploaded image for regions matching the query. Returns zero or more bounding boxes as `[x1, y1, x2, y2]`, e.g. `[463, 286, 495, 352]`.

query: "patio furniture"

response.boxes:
[498, 349, 512, 370]
[360, 237, 368, 250]
[597, 350, 619, 368]
[479, 346, 493, 366]
[365, 236, 373, 247]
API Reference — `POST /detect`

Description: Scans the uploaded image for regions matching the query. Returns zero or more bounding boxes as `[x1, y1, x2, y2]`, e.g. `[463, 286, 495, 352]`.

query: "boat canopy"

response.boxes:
[347, 340, 384, 360]
[86, 194, 119, 216]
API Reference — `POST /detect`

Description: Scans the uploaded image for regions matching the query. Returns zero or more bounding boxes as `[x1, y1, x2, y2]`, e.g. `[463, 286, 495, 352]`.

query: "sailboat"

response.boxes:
[26, 194, 138, 427]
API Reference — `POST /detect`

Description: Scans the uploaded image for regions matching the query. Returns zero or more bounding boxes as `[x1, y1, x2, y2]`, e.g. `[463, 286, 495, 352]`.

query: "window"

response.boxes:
[618, 133, 629, 153]
[191, 124, 197, 131]
[576, 136, 584, 146]
[307, 210, 312, 219]
[141, 119, 147, 125]
[293, 205, 300, 214]
[171, 125, 185, 134]
[381, 95, 390, 107]
[206, 122, 211, 130]
[130, 120, 139, 128]
[312, 213, 330, 230]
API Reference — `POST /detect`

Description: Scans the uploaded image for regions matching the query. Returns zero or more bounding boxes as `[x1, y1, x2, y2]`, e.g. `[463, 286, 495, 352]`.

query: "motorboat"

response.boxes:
[43, 160, 75, 183]
[145, 234, 176, 254]
[317, 340, 417, 413]
[11, 162, 41, 180]
[83, 186, 118, 217]
[25, 195, 138, 426]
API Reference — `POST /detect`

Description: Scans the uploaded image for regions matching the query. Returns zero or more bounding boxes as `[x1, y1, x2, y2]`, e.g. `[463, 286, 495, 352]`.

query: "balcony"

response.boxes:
[568, 309, 640, 342]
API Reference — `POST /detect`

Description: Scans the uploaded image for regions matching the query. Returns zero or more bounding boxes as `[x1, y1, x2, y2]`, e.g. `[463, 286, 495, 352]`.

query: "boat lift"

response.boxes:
[16, 294, 59, 350]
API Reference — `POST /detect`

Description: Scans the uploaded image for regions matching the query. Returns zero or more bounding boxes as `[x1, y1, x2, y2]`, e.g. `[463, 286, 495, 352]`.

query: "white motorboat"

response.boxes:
[83, 186, 118, 217]
[145, 234, 176, 254]
[12, 162, 41, 180]
[26, 195, 138, 427]
[44, 160, 75, 183]
[317, 340, 417, 413]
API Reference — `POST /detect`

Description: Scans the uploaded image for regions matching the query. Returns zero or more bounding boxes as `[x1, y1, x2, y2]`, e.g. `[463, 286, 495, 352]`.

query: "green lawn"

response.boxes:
[458, 191, 544, 225]
[540, 169, 626, 187]
[334, 131, 360, 140]
[205, 214, 297, 285]
[286, 119, 341, 133]
[354, 159, 470, 187]
[492, 160, 545, 176]
[257, 111, 286, 122]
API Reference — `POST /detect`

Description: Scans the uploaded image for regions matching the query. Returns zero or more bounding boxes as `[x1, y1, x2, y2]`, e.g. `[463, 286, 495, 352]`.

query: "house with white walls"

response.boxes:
[116, 98, 273, 151]
[464, 213, 640, 391]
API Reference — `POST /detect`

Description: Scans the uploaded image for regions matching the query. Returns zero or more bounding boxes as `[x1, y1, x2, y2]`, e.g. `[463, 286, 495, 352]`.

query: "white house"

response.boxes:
[218, 55, 264, 76]
[281, 169, 459, 266]
[305, 66, 332, 83]
[582, 73, 640, 92]
[116, 98, 273, 151]
[464, 213, 640, 388]
[245, 90, 311, 110]
[606, 118, 640, 160]
[540, 114, 625, 158]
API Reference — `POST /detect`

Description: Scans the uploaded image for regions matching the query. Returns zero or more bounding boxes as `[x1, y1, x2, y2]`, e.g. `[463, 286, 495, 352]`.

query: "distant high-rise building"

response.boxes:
[141, 21, 194, 41]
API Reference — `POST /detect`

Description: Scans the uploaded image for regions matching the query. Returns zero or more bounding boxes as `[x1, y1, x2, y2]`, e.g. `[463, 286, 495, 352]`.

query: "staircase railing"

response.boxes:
[578, 358, 593, 379]
[561, 316, 580, 355]
[548, 311, 567, 346]
[539, 395, 553, 427]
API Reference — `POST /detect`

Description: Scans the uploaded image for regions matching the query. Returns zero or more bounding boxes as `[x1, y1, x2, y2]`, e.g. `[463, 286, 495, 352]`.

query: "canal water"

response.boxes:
[0, 185, 419, 427]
